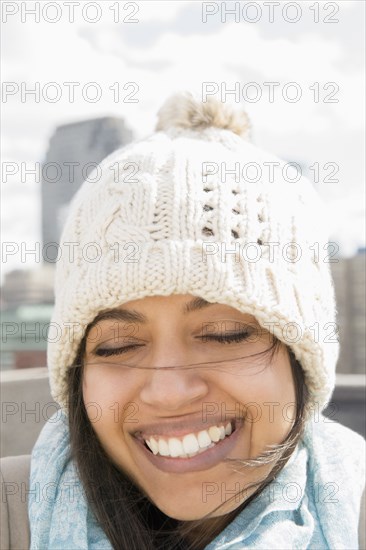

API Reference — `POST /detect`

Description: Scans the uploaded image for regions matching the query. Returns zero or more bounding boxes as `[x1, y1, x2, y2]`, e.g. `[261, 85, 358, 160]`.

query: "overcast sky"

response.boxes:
[1, 0, 365, 280]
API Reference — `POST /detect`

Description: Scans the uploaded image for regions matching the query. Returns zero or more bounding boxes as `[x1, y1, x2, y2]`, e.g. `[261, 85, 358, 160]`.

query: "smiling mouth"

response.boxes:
[135, 420, 237, 459]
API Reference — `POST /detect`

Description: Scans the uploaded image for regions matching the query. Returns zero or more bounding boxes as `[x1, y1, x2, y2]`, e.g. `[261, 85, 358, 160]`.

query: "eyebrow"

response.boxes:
[89, 297, 216, 327]
[182, 296, 216, 314]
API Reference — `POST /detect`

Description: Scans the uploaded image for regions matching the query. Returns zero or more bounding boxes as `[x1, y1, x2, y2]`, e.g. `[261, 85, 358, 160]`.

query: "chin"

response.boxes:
[155, 494, 239, 521]
[153, 499, 214, 521]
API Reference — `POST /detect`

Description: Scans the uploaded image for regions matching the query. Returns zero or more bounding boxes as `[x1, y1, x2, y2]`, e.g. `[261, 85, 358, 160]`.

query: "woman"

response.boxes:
[28, 92, 365, 549]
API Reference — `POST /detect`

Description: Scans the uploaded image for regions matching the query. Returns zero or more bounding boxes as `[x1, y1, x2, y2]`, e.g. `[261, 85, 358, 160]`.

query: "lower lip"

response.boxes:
[133, 425, 244, 474]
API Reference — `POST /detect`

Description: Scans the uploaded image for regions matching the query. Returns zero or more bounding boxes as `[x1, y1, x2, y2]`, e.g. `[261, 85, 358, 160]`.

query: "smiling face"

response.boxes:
[82, 294, 296, 520]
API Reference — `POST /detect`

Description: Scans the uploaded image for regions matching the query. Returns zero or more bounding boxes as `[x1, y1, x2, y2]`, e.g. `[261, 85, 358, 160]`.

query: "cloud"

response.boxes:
[1, 0, 365, 281]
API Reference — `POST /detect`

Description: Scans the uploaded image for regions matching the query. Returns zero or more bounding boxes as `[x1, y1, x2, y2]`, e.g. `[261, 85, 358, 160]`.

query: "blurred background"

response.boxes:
[1, 1, 365, 454]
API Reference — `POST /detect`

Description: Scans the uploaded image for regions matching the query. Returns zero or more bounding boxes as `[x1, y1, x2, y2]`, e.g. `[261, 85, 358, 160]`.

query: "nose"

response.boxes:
[139, 353, 210, 411]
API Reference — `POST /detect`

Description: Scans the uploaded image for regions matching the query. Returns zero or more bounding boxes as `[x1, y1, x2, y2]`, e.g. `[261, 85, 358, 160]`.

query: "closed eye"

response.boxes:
[199, 331, 250, 344]
[94, 344, 144, 357]
[94, 331, 251, 357]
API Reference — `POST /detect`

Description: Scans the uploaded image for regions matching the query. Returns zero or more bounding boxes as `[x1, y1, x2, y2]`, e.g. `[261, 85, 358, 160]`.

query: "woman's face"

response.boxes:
[83, 294, 296, 520]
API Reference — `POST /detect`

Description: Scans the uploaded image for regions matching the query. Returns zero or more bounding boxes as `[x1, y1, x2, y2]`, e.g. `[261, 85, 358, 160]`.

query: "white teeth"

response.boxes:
[182, 434, 200, 454]
[158, 439, 170, 456]
[148, 437, 159, 455]
[168, 438, 184, 457]
[208, 426, 221, 443]
[225, 422, 232, 436]
[197, 430, 212, 448]
[144, 421, 234, 458]
[145, 440, 154, 452]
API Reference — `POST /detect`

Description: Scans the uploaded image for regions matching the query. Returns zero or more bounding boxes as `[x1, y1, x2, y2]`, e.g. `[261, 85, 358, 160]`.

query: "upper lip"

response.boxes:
[131, 414, 242, 439]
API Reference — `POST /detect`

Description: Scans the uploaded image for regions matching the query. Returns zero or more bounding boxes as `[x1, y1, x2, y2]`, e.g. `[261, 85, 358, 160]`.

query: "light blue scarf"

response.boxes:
[28, 410, 365, 549]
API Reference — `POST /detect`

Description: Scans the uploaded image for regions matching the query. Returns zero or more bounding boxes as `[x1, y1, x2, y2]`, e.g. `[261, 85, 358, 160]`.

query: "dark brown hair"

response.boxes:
[66, 332, 308, 550]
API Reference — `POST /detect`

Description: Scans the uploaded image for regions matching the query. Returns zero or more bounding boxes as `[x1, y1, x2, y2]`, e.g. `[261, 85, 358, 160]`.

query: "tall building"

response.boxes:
[331, 250, 366, 375]
[41, 117, 133, 261]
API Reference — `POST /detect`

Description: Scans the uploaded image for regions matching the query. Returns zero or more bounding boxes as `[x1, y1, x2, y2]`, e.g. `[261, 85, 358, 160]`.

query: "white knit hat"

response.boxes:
[48, 91, 338, 413]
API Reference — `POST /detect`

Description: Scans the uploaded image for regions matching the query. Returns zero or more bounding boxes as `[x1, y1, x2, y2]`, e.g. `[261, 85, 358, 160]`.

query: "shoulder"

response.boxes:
[302, 417, 365, 548]
[0, 455, 31, 550]
[304, 415, 365, 503]
[309, 415, 365, 462]
[307, 415, 365, 478]
[31, 409, 69, 461]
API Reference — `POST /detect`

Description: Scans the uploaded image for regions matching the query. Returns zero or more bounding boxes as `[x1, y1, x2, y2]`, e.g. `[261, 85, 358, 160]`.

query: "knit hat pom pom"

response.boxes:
[155, 91, 251, 138]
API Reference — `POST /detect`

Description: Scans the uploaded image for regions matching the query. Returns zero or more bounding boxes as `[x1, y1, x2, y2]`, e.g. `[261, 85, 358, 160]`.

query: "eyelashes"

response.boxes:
[201, 331, 250, 344]
[94, 331, 251, 358]
[95, 344, 143, 358]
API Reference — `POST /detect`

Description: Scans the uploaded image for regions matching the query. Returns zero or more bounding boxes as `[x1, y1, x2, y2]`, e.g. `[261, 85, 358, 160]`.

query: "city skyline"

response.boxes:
[2, 1, 365, 279]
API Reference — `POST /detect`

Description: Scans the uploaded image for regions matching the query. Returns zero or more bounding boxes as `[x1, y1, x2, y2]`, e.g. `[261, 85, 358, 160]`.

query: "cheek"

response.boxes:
[244, 370, 296, 427]
[82, 368, 140, 475]
[82, 367, 137, 429]
[218, 355, 295, 412]
[219, 353, 296, 453]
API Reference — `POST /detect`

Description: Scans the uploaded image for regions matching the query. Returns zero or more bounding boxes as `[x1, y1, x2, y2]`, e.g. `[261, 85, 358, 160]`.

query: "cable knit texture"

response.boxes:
[47, 92, 338, 412]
